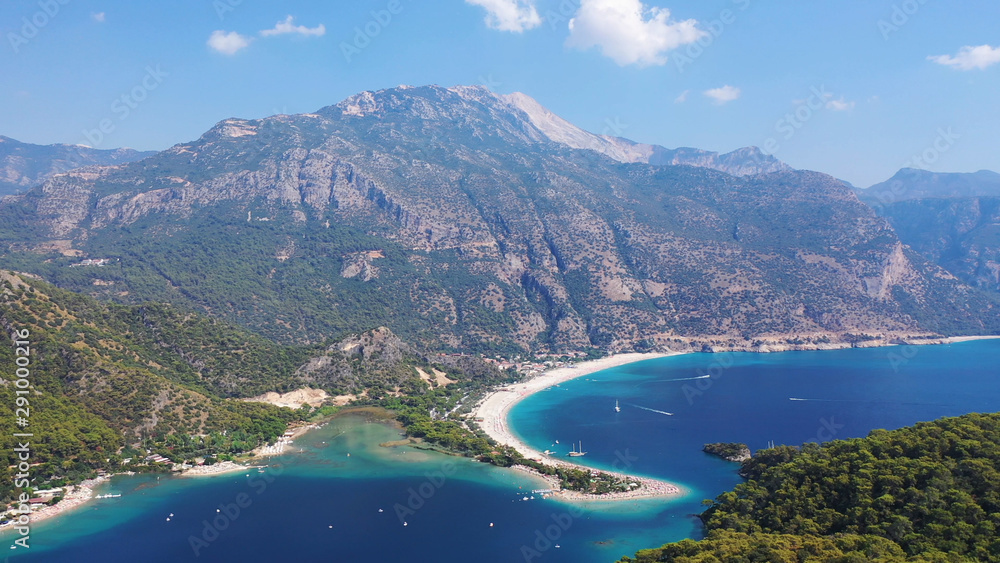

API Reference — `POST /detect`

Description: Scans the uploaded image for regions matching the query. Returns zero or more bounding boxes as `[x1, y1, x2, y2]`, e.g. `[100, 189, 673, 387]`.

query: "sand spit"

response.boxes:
[473, 352, 687, 501]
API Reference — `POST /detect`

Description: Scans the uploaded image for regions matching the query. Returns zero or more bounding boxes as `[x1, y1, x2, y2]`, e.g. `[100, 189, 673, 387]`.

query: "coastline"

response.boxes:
[16, 337, 998, 526]
[938, 335, 1000, 344]
[246, 423, 318, 458]
[473, 352, 688, 501]
[14, 425, 321, 528]
[471, 336, 1000, 501]
[175, 460, 259, 478]
[17, 475, 107, 526]
[674, 333, 1000, 353]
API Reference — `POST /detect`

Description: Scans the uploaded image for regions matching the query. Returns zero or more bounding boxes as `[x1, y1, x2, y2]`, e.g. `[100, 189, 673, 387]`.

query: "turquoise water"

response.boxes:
[6, 340, 1000, 562]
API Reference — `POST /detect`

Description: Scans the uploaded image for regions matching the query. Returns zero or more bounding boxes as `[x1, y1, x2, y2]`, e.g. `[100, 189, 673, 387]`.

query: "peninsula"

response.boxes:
[474, 352, 685, 500]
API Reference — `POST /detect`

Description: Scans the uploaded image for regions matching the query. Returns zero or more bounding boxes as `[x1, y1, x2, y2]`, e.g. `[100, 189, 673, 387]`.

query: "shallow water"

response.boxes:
[7, 340, 1000, 562]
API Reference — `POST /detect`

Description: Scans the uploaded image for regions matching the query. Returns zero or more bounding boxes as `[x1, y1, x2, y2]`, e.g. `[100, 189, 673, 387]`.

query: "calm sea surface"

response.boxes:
[7, 340, 1000, 562]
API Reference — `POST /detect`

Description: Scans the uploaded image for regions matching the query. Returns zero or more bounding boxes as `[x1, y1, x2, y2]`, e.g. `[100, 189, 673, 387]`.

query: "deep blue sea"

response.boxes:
[5, 340, 1000, 563]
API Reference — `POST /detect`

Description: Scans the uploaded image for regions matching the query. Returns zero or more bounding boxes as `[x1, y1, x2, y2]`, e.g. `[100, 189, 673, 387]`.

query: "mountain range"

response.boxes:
[858, 169, 1000, 294]
[1, 85, 997, 354]
[0, 135, 153, 197]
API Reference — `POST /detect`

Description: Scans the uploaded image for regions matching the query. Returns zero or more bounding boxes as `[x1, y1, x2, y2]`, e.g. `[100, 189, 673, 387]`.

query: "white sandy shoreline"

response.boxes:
[13, 336, 998, 526]
[473, 352, 688, 501]
[472, 336, 1000, 501]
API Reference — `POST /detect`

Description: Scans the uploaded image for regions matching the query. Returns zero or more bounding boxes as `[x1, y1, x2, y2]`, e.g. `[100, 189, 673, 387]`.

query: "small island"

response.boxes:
[703, 443, 751, 463]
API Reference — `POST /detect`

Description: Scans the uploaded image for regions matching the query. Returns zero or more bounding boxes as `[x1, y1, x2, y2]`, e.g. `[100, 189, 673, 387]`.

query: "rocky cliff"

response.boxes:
[860, 169, 1000, 295]
[1, 85, 996, 351]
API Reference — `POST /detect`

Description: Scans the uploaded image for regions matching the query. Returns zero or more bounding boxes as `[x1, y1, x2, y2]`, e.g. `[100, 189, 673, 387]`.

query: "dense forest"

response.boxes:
[622, 412, 1000, 562]
[382, 379, 639, 495]
[703, 442, 751, 462]
[0, 272, 307, 502]
[0, 270, 523, 504]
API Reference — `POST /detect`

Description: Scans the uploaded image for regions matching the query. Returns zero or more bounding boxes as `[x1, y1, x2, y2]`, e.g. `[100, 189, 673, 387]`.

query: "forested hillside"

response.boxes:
[3, 86, 997, 354]
[0, 270, 504, 503]
[623, 412, 1000, 562]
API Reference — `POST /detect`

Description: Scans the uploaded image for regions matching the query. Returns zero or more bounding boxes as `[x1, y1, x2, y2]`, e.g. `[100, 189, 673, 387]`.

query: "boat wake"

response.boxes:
[629, 404, 674, 416]
[790, 397, 947, 407]
[632, 374, 710, 389]
[657, 374, 710, 383]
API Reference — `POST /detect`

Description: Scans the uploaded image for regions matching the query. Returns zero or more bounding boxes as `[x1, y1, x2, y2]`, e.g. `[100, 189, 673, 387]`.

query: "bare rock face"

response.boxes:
[500, 91, 790, 176]
[2, 85, 996, 351]
[866, 187, 1000, 295]
[291, 327, 425, 394]
[334, 326, 409, 364]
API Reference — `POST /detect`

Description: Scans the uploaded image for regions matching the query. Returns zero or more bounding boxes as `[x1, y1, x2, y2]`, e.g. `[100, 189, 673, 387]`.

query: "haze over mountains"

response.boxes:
[858, 169, 1000, 295]
[864, 168, 1000, 202]
[1, 85, 997, 353]
[0, 135, 154, 197]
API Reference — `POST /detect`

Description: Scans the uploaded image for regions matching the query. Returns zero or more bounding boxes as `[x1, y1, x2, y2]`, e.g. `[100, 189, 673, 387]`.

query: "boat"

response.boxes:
[567, 441, 587, 457]
[614, 400, 620, 413]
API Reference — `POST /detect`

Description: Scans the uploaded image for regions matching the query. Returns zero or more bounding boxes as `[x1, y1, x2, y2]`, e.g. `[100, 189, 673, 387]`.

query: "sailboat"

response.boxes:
[614, 400, 620, 413]
[568, 441, 587, 457]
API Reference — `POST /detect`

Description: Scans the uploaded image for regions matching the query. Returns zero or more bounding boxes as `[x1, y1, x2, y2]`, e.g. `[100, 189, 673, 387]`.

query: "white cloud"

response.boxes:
[260, 15, 326, 37]
[565, 0, 705, 67]
[465, 0, 541, 33]
[674, 90, 689, 104]
[929, 44, 1000, 71]
[825, 97, 855, 111]
[704, 85, 741, 105]
[208, 30, 252, 55]
[92, 12, 106, 23]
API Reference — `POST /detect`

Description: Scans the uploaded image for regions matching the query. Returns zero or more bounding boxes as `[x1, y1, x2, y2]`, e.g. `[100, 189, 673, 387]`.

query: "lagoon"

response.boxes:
[9, 341, 1000, 562]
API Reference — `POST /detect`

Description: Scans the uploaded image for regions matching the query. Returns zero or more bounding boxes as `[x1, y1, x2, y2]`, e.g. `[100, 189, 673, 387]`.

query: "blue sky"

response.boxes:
[1, 0, 998, 187]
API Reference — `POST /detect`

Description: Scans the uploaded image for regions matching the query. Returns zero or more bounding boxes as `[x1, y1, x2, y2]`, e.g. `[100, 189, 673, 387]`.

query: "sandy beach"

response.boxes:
[248, 423, 319, 458]
[473, 352, 687, 500]
[939, 335, 1000, 344]
[177, 460, 259, 477]
[16, 475, 110, 526]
